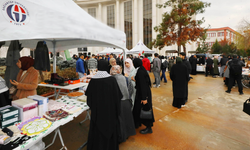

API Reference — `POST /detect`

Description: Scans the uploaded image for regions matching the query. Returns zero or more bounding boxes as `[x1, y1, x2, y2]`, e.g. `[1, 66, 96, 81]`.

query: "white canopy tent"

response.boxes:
[128, 40, 155, 54]
[98, 48, 129, 55]
[98, 47, 121, 55]
[0, 0, 126, 72]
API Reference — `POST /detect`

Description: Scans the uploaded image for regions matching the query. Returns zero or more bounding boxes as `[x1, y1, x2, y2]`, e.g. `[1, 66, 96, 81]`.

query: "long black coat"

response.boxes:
[133, 67, 155, 128]
[34, 41, 50, 71]
[189, 57, 197, 75]
[86, 76, 122, 150]
[170, 62, 189, 98]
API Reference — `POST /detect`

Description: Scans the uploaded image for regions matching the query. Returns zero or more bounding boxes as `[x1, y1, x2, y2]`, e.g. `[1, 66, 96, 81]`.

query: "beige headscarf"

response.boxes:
[110, 65, 122, 75]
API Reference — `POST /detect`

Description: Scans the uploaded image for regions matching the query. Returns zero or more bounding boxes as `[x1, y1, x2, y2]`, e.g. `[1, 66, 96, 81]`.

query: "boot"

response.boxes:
[140, 127, 152, 134]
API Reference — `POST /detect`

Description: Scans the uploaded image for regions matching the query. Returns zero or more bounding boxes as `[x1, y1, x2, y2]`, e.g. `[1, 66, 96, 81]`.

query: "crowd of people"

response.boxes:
[81, 53, 155, 150]
[4, 52, 247, 150]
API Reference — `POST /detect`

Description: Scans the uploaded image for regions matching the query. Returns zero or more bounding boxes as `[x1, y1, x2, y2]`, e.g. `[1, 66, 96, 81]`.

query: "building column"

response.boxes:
[133, 0, 138, 47]
[98, 3, 102, 22]
[224, 29, 227, 42]
[138, 0, 144, 44]
[152, 0, 158, 54]
[116, 0, 120, 30]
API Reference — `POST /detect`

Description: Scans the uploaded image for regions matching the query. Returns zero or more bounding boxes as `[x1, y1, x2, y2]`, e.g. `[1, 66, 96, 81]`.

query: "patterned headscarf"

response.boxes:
[19, 56, 34, 70]
[124, 58, 134, 75]
[110, 65, 121, 75]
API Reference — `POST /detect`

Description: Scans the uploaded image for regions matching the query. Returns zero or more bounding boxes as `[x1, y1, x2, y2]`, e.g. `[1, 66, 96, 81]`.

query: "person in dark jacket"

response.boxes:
[97, 55, 109, 72]
[180, 52, 191, 74]
[133, 58, 154, 134]
[225, 55, 245, 95]
[170, 57, 189, 108]
[205, 55, 215, 77]
[189, 55, 197, 75]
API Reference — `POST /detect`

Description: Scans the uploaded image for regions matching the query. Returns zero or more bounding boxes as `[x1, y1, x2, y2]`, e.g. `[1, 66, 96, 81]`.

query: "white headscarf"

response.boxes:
[124, 58, 134, 75]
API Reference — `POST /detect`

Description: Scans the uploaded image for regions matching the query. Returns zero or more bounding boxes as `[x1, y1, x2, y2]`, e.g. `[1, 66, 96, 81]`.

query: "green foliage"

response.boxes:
[196, 28, 209, 53]
[153, 0, 211, 53]
[236, 19, 250, 50]
[211, 39, 222, 54]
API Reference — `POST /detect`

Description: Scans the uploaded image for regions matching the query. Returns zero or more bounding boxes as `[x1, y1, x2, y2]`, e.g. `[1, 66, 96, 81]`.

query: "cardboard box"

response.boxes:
[0, 105, 19, 128]
[28, 95, 48, 117]
[12, 98, 38, 122]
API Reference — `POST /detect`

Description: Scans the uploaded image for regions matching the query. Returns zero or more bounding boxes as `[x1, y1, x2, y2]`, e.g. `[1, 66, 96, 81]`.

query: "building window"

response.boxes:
[107, 5, 115, 28]
[143, 0, 152, 47]
[88, 8, 96, 18]
[207, 33, 216, 37]
[218, 32, 224, 37]
[124, 1, 133, 50]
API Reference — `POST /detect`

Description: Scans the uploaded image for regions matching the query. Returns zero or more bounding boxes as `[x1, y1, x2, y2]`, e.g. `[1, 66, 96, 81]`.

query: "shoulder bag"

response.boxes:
[9, 72, 29, 95]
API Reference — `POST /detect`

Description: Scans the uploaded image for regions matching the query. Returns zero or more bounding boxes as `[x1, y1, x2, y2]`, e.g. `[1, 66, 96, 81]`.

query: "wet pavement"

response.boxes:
[43, 73, 250, 150]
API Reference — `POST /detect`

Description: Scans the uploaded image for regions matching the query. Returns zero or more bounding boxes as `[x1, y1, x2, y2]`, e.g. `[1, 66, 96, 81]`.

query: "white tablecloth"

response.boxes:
[38, 83, 88, 90]
[14, 96, 89, 150]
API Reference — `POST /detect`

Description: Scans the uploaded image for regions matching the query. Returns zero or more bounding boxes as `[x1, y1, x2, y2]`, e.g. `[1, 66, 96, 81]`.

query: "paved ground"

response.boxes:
[43, 73, 250, 150]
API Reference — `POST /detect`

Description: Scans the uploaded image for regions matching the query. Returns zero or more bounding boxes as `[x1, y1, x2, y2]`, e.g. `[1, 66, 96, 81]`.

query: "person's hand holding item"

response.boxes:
[10, 80, 19, 86]
[141, 100, 147, 105]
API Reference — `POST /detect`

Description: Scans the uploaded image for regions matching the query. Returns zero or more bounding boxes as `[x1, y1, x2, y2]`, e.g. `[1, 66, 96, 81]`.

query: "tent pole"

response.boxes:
[123, 48, 126, 66]
[53, 40, 56, 73]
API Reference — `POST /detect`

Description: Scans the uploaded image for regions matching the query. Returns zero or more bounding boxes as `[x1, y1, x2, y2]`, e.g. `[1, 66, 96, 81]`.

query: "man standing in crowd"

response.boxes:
[76, 54, 86, 90]
[142, 54, 151, 73]
[152, 53, 161, 88]
[189, 55, 197, 75]
[219, 55, 228, 77]
[226, 55, 245, 95]
[170, 57, 189, 108]
[180, 52, 192, 79]
[205, 55, 215, 77]
[98, 55, 109, 72]
[88, 54, 98, 74]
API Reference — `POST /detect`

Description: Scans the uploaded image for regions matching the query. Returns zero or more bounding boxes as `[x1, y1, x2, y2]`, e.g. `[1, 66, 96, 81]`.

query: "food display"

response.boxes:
[67, 92, 84, 99]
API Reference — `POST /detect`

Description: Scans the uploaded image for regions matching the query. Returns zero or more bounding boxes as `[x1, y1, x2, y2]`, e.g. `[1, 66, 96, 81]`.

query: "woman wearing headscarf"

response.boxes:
[124, 58, 137, 108]
[110, 65, 136, 143]
[170, 57, 189, 109]
[132, 58, 154, 134]
[10, 57, 38, 100]
[168, 56, 174, 72]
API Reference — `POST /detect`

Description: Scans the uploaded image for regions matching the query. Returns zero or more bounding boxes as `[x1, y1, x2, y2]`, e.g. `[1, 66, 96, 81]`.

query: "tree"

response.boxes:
[211, 39, 222, 54]
[236, 19, 250, 50]
[151, 0, 210, 54]
[196, 30, 209, 53]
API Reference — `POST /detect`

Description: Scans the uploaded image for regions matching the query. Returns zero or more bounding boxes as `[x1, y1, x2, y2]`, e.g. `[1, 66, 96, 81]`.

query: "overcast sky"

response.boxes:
[196, 0, 250, 31]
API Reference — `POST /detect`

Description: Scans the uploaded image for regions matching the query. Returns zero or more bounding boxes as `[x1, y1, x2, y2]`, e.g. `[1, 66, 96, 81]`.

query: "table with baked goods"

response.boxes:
[242, 68, 250, 88]
[38, 83, 88, 99]
[10, 95, 90, 150]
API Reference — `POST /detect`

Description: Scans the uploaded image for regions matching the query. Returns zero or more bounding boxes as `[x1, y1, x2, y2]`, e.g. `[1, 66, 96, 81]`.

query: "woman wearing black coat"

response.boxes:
[170, 57, 189, 109]
[133, 58, 155, 134]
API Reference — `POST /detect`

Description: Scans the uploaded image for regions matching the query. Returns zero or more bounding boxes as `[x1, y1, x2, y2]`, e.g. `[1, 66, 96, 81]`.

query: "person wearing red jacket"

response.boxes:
[142, 54, 151, 73]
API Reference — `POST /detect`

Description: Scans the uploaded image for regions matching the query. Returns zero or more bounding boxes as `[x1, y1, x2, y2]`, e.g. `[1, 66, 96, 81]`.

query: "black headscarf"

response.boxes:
[133, 58, 151, 87]
[133, 58, 142, 68]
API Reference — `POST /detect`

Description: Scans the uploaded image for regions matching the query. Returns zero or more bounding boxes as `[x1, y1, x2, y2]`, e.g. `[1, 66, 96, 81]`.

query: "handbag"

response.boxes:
[9, 72, 29, 95]
[140, 108, 153, 119]
[9, 86, 17, 95]
[243, 98, 250, 116]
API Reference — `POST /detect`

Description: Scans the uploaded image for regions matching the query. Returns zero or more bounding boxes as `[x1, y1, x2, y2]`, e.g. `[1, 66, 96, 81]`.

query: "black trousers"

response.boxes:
[227, 74, 243, 93]
[205, 66, 214, 76]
